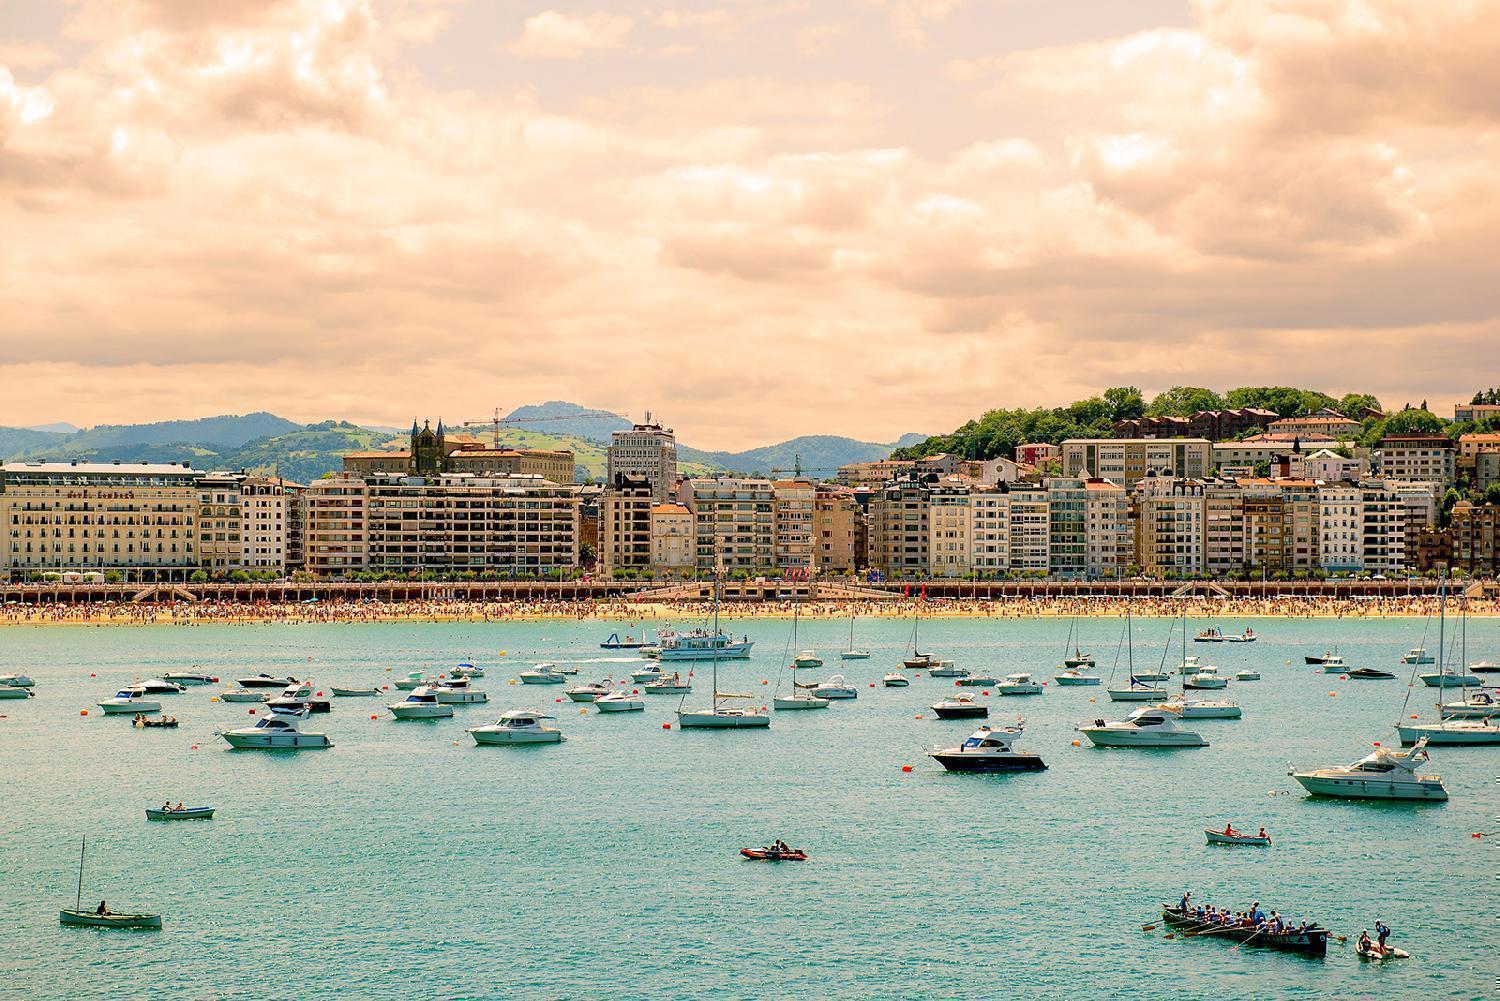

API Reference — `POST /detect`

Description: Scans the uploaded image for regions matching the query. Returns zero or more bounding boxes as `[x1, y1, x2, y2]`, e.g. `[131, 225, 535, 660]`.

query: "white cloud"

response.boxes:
[508, 11, 632, 60]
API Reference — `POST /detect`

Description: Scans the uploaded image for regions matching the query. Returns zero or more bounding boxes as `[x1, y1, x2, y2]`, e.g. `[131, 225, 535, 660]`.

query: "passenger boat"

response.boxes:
[1159, 905, 1326, 956]
[0, 672, 36, 688]
[134, 716, 178, 728]
[1053, 668, 1101, 686]
[1289, 738, 1446, 800]
[60, 837, 161, 930]
[146, 806, 214, 821]
[1203, 827, 1270, 846]
[930, 696, 987, 720]
[594, 691, 645, 712]
[996, 673, 1043, 696]
[882, 672, 910, 687]
[469, 709, 564, 744]
[600, 632, 649, 649]
[237, 673, 296, 689]
[220, 706, 333, 749]
[929, 725, 1045, 772]
[653, 628, 753, 662]
[97, 688, 162, 715]
[330, 686, 380, 697]
[1077, 705, 1208, 748]
[1347, 667, 1394, 680]
[161, 672, 215, 686]
[740, 846, 806, 862]
[388, 687, 454, 719]
[518, 664, 567, 685]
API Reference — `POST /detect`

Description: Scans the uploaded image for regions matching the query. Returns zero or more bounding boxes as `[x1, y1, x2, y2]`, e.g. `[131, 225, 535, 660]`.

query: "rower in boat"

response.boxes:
[1159, 897, 1328, 955]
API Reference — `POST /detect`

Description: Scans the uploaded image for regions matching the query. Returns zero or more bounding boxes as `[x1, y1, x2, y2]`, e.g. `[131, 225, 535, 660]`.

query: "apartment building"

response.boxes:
[1014, 443, 1060, 466]
[302, 475, 369, 576]
[1450, 501, 1498, 575]
[867, 476, 930, 576]
[1378, 434, 1456, 487]
[649, 503, 694, 574]
[1454, 402, 1500, 423]
[678, 478, 777, 572]
[599, 474, 654, 573]
[607, 415, 678, 502]
[970, 489, 1010, 574]
[1062, 438, 1211, 486]
[1457, 433, 1500, 472]
[1007, 483, 1051, 574]
[1269, 410, 1362, 438]
[1203, 481, 1246, 576]
[772, 480, 815, 570]
[1046, 477, 1088, 579]
[0, 461, 201, 581]
[1133, 476, 1204, 576]
[197, 472, 244, 576]
[1083, 479, 1131, 578]
[926, 479, 972, 578]
[813, 486, 862, 573]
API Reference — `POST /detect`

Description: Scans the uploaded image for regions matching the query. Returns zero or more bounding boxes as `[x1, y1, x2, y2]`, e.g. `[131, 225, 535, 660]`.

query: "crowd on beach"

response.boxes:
[0, 593, 1492, 627]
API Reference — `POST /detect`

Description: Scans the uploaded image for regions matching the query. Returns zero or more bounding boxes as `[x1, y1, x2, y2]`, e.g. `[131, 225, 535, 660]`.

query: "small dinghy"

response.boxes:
[330, 686, 380, 697]
[1204, 827, 1271, 846]
[134, 716, 178, 729]
[1234, 671, 1260, 681]
[740, 845, 806, 862]
[882, 672, 910, 687]
[146, 806, 214, 821]
[60, 909, 162, 929]
[1347, 667, 1394, 680]
[1357, 939, 1409, 961]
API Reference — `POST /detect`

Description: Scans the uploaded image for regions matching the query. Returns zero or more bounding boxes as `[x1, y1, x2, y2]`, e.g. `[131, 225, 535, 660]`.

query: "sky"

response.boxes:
[1, 0, 1496, 449]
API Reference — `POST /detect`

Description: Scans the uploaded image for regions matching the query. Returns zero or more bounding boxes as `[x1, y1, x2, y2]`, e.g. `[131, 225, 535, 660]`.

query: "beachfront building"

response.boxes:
[599, 474, 654, 574]
[284, 486, 306, 571]
[813, 486, 862, 573]
[867, 475, 930, 577]
[1450, 501, 1499, 575]
[926, 478, 973, 578]
[302, 475, 369, 576]
[1007, 483, 1051, 574]
[1203, 481, 1246, 576]
[1062, 438, 1212, 486]
[1133, 475, 1205, 577]
[0, 461, 201, 582]
[1083, 479, 1131, 578]
[1047, 478, 1087, 579]
[1378, 434, 1456, 488]
[772, 480, 815, 571]
[649, 503, 694, 575]
[606, 414, 677, 502]
[240, 477, 289, 572]
[678, 477, 777, 573]
[970, 489, 1010, 575]
[197, 472, 244, 577]
[1317, 484, 1364, 573]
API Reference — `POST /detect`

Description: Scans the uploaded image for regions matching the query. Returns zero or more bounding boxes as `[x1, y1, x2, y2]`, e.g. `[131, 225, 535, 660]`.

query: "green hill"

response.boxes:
[219, 422, 389, 483]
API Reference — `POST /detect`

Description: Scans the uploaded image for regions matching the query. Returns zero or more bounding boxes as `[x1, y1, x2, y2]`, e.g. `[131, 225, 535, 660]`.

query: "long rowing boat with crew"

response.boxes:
[1159, 905, 1328, 956]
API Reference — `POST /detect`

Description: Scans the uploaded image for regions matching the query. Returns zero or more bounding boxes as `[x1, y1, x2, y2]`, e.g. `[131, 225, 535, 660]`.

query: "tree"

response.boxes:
[1146, 386, 1225, 417]
[1103, 386, 1145, 423]
[1380, 408, 1445, 436]
[1337, 393, 1381, 416]
[189, 570, 209, 584]
[1225, 386, 1335, 417]
[1485, 483, 1500, 506]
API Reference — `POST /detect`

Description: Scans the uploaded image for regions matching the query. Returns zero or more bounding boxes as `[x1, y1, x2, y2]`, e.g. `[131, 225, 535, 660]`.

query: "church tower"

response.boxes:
[410, 419, 443, 476]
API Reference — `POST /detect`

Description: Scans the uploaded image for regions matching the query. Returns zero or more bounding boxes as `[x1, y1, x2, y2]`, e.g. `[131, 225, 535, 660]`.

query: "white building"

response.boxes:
[607, 415, 679, 502]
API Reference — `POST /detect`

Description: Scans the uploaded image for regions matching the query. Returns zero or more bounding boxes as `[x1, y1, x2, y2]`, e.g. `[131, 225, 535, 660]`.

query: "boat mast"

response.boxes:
[75, 836, 85, 912]
[710, 563, 721, 711]
[1126, 605, 1134, 682]
[1437, 568, 1446, 710]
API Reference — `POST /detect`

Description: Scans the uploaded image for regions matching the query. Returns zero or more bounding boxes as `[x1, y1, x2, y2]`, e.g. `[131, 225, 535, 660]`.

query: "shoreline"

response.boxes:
[2, 596, 1495, 627]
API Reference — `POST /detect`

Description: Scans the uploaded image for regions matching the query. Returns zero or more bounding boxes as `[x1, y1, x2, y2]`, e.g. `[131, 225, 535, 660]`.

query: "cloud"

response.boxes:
[508, 10, 632, 60]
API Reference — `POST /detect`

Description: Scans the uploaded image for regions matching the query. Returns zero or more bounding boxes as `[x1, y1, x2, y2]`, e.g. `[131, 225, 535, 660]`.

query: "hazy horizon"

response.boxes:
[3, 1, 1495, 449]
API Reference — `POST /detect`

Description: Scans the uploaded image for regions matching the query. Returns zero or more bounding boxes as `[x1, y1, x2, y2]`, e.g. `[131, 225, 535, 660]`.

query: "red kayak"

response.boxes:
[740, 848, 807, 862]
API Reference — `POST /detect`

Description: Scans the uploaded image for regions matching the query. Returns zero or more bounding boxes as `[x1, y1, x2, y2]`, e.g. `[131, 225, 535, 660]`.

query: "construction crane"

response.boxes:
[767, 454, 843, 479]
[459, 406, 634, 447]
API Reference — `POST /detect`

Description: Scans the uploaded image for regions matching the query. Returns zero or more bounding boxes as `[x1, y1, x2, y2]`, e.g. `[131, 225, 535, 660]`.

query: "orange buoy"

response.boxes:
[901, 765, 913, 773]
[90, 673, 96, 678]
[371, 714, 378, 720]
[761, 680, 768, 685]
[80, 709, 89, 716]
[662, 722, 671, 729]
[1071, 740, 1081, 747]
[981, 691, 990, 696]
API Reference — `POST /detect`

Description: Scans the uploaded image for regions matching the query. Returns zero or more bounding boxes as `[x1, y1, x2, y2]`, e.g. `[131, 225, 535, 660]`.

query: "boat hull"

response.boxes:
[773, 695, 829, 710]
[1290, 772, 1447, 800]
[218, 691, 264, 702]
[657, 644, 753, 662]
[60, 910, 160, 930]
[1160, 907, 1325, 956]
[1419, 674, 1480, 688]
[1080, 729, 1206, 748]
[1395, 723, 1500, 746]
[676, 711, 770, 729]
[329, 688, 379, 697]
[839, 651, 871, 661]
[435, 691, 488, 704]
[221, 732, 332, 749]
[389, 705, 454, 719]
[929, 751, 1046, 772]
[882, 678, 910, 688]
[1346, 669, 1394, 680]
[740, 849, 806, 861]
[1053, 676, 1100, 686]
[593, 699, 644, 712]
[643, 684, 691, 695]
[469, 729, 563, 744]
[98, 701, 162, 714]
[146, 808, 214, 821]
[1204, 830, 1269, 846]
[519, 676, 565, 685]
[930, 705, 988, 720]
[0, 688, 34, 699]
[1107, 689, 1167, 702]
[1184, 678, 1228, 690]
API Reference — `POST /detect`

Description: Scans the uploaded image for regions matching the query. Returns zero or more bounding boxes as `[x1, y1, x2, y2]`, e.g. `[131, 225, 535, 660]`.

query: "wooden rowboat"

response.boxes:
[330, 687, 380, 697]
[1204, 828, 1272, 846]
[60, 909, 161, 929]
[146, 806, 214, 821]
[1160, 906, 1326, 956]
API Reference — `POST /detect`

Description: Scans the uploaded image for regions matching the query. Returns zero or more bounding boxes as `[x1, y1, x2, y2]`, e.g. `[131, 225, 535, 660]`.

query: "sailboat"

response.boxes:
[840, 614, 870, 660]
[1160, 607, 1241, 719]
[774, 592, 830, 710]
[677, 570, 771, 729]
[902, 606, 940, 670]
[1106, 608, 1167, 702]
[59, 837, 161, 929]
[1398, 577, 1500, 746]
[1062, 616, 1094, 668]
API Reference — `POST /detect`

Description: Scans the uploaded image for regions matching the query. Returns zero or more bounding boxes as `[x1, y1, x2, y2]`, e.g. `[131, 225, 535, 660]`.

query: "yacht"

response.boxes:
[1401, 648, 1434, 665]
[1184, 665, 1229, 690]
[811, 675, 858, 700]
[1396, 718, 1500, 746]
[630, 665, 666, 683]
[594, 691, 645, 712]
[902, 610, 942, 670]
[777, 596, 830, 709]
[792, 651, 823, 669]
[1348, 667, 1395, 680]
[653, 628, 753, 662]
[237, 673, 296, 689]
[1470, 660, 1500, 674]
[1439, 690, 1500, 719]
[394, 672, 438, 691]
[1319, 656, 1350, 674]
[930, 695, 988, 720]
[1159, 698, 1242, 719]
[1060, 616, 1093, 669]
[643, 673, 692, 695]
[451, 663, 485, 679]
[1419, 670, 1480, 688]
[773, 688, 830, 710]
[519, 664, 567, 685]
[469, 709, 564, 744]
[264, 682, 319, 713]
[565, 681, 612, 703]
[1131, 671, 1170, 683]
[434, 679, 488, 704]
[929, 725, 1046, 772]
[218, 688, 264, 703]
[221, 706, 333, 749]
[388, 687, 455, 719]
[1053, 668, 1101, 686]
[996, 673, 1043, 696]
[956, 674, 1001, 687]
[1289, 739, 1447, 800]
[0, 672, 36, 688]
[1077, 706, 1208, 748]
[882, 672, 910, 687]
[97, 687, 162, 714]
[1175, 655, 1202, 675]
[161, 672, 215, 686]
[928, 662, 969, 678]
[134, 678, 186, 695]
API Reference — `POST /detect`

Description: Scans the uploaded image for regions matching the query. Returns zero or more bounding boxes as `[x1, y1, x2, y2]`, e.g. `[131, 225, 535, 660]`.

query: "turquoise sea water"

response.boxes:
[1, 614, 1496, 1000]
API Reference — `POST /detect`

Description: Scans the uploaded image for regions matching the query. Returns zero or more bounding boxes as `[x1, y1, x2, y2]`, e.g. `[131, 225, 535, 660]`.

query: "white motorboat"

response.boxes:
[133, 678, 186, 695]
[996, 673, 1043, 696]
[1396, 718, 1500, 746]
[811, 674, 858, 700]
[1159, 698, 1242, 719]
[1235, 670, 1261, 681]
[594, 691, 645, 712]
[394, 671, 437, 691]
[218, 688, 264, 703]
[1175, 655, 1202, 675]
[773, 690, 830, 710]
[928, 662, 969, 678]
[1400, 648, 1434, 665]
[652, 628, 753, 661]
[434, 679, 488, 704]
[264, 682, 316, 713]
[469, 709, 563, 744]
[1289, 739, 1446, 800]
[1053, 669, 1100, 686]
[1305, 650, 1342, 666]
[1225, 628, 1257, 643]
[1470, 660, 1500, 674]
[237, 673, 295, 689]
[519, 664, 567, 685]
[956, 674, 1001, 687]
[388, 687, 455, 719]
[0, 672, 36, 688]
[330, 686, 380, 697]
[451, 662, 485, 679]
[1320, 657, 1350, 674]
[929, 725, 1046, 772]
[882, 672, 910, 687]
[221, 706, 333, 749]
[1184, 666, 1229, 690]
[1419, 671, 1480, 688]
[97, 687, 162, 714]
[930, 695, 988, 719]
[162, 672, 215, 686]
[630, 665, 666, 683]
[565, 681, 612, 703]
[1077, 705, 1207, 748]
[792, 650, 823, 669]
[644, 673, 692, 695]
[1439, 690, 1500, 719]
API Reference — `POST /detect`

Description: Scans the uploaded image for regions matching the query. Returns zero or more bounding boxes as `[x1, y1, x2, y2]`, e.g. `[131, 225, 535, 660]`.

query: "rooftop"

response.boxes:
[0, 461, 202, 476]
